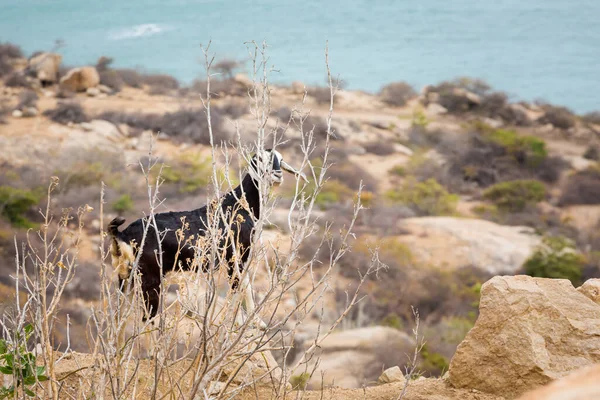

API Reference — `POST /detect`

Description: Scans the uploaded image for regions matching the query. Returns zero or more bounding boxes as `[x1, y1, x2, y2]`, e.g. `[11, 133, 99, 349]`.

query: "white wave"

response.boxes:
[109, 24, 170, 40]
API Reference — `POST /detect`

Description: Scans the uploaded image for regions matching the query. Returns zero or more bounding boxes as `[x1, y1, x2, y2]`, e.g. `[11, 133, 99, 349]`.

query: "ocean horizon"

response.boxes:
[1, 0, 599, 113]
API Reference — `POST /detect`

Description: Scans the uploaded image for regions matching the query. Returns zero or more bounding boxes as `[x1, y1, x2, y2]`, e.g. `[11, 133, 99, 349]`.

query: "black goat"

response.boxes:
[108, 149, 306, 320]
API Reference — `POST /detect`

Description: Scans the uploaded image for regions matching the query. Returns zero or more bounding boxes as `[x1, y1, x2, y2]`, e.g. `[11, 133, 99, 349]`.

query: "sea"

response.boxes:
[1, 0, 599, 113]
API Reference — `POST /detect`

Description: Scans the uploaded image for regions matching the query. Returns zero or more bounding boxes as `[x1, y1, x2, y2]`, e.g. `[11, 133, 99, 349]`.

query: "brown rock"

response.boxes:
[518, 364, 600, 400]
[449, 276, 600, 399]
[292, 326, 414, 389]
[397, 217, 540, 274]
[60, 66, 100, 92]
[577, 279, 600, 305]
[28, 52, 62, 84]
[378, 366, 406, 385]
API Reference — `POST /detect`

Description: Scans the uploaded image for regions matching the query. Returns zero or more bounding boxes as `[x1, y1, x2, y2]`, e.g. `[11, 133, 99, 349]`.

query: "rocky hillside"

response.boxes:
[1, 42, 600, 398]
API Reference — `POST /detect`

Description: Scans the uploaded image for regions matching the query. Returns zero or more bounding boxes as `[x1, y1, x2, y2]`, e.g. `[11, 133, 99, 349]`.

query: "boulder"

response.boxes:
[517, 364, 600, 400]
[291, 326, 414, 389]
[80, 120, 122, 142]
[28, 52, 62, 84]
[97, 84, 113, 94]
[86, 87, 101, 97]
[449, 276, 600, 398]
[60, 67, 100, 92]
[577, 279, 600, 305]
[398, 217, 541, 274]
[425, 103, 448, 116]
[392, 143, 413, 156]
[378, 366, 405, 385]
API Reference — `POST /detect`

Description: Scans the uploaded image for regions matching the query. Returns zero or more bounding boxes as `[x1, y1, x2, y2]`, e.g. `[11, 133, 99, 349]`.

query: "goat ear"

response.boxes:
[281, 160, 308, 183]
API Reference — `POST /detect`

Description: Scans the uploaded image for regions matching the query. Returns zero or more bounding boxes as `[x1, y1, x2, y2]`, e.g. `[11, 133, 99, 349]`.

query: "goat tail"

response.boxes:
[108, 216, 126, 238]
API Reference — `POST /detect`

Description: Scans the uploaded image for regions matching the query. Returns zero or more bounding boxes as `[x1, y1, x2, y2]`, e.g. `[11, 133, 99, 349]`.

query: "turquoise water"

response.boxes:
[1, 0, 599, 112]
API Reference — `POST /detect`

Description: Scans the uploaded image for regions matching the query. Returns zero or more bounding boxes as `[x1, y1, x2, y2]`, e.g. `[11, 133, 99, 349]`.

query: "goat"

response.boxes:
[108, 149, 307, 320]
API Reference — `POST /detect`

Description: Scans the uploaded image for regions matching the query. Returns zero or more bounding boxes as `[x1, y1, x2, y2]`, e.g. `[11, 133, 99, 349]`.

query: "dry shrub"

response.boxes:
[0, 42, 23, 60]
[190, 78, 247, 97]
[43, 101, 89, 124]
[364, 141, 396, 156]
[336, 233, 489, 329]
[582, 111, 600, 125]
[304, 115, 334, 139]
[98, 108, 229, 145]
[559, 167, 600, 206]
[441, 125, 566, 191]
[218, 99, 248, 119]
[477, 92, 529, 126]
[4, 73, 31, 88]
[538, 103, 576, 129]
[451, 77, 491, 96]
[213, 58, 242, 79]
[361, 203, 416, 234]
[114, 68, 144, 88]
[144, 74, 179, 95]
[98, 70, 123, 91]
[327, 157, 377, 192]
[0, 42, 22, 78]
[307, 86, 333, 104]
[425, 81, 478, 113]
[583, 145, 599, 161]
[0, 100, 9, 124]
[379, 81, 416, 107]
[16, 90, 38, 110]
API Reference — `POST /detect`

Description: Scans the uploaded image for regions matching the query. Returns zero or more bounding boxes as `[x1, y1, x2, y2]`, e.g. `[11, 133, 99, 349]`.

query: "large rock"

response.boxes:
[28, 52, 62, 84]
[291, 326, 414, 389]
[398, 217, 541, 274]
[60, 67, 100, 92]
[80, 120, 122, 142]
[518, 364, 600, 400]
[449, 276, 600, 398]
[577, 279, 600, 305]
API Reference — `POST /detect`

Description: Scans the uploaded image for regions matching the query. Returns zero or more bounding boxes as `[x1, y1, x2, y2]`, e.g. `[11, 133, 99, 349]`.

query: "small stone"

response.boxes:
[378, 366, 406, 385]
[207, 381, 225, 395]
[22, 107, 38, 117]
[12, 109, 23, 118]
[426, 103, 448, 116]
[97, 84, 113, 94]
[482, 117, 503, 129]
[86, 87, 101, 97]
[392, 143, 413, 156]
[157, 132, 170, 141]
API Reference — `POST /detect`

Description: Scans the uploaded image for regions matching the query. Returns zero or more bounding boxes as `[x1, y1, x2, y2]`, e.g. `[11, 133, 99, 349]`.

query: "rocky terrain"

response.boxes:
[1, 42, 600, 398]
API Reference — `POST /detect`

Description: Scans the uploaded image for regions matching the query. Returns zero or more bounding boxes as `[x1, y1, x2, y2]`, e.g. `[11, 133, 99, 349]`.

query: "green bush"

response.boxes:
[386, 178, 458, 216]
[289, 372, 310, 390]
[112, 194, 134, 214]
[523, 236, 585, 285]
[486, 129, 547, 167]
[380, 313, 404, 330]
[159, 152, 219, 194]
[483, 180, 546, 211]
[0, 186, 41, 228]
[420, 344, 449, 375]
[314, 180, 354, 208]
[0, 324, 48, 398]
